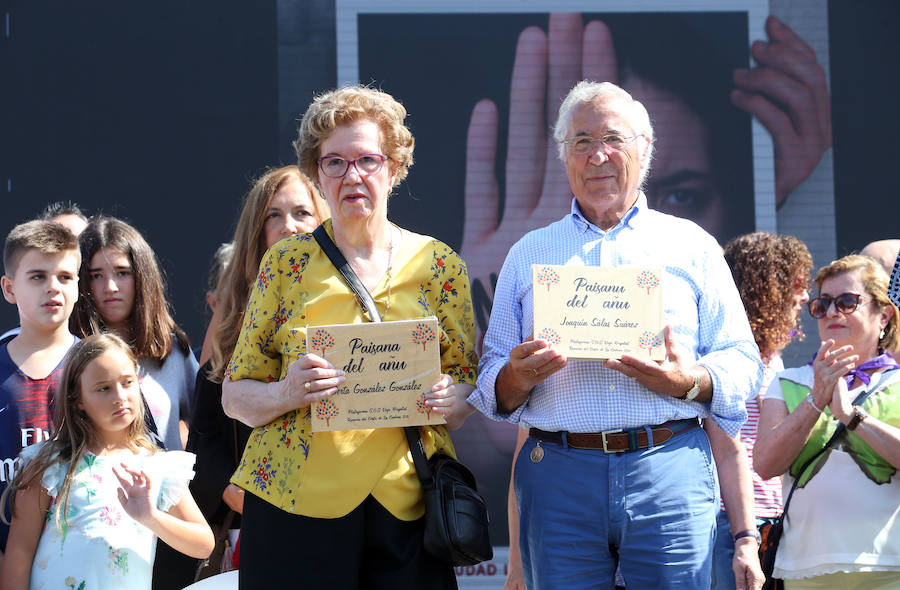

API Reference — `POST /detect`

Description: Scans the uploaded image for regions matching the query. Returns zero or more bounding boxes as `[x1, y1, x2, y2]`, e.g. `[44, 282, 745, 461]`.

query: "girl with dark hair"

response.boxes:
[70, 216, 198, 453]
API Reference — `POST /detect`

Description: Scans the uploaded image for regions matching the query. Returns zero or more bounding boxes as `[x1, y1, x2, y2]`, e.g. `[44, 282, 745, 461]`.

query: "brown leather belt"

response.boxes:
[529, 418, 700, 454]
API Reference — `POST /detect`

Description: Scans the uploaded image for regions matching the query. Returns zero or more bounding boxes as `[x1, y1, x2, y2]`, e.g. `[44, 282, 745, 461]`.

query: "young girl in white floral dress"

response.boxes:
[1, 334, 213, 590]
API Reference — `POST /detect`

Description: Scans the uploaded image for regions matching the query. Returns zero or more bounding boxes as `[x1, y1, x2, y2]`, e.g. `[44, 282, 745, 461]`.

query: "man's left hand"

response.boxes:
[733, 537, 765, 590]
[604, 325, 694, 398]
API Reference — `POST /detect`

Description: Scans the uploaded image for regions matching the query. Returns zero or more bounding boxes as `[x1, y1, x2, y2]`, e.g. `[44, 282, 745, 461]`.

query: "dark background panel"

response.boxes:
[276, 0, 337, 164]
[829, 0, 900, 255]
[2, 1, 281, 343]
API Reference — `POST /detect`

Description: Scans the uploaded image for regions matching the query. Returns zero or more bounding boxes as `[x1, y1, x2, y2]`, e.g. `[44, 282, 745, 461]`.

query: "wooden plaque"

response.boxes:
[308, 317, 445, 431]
[532, 264, 665, 360]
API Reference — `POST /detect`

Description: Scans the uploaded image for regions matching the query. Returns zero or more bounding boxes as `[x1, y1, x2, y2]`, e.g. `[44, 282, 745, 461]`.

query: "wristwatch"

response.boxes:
[734, 529, 762, 544]
[847, 406, 868, 431]
[679, 373, 702, 401]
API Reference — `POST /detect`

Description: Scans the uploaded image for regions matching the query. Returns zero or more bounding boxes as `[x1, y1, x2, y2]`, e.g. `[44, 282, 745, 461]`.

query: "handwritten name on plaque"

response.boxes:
[532, 265, 664, 360]
[308, 317, 445, 432]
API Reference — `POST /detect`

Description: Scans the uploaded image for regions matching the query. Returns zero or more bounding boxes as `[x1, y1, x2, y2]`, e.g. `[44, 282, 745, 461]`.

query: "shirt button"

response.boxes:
[609, 385, 615, 391]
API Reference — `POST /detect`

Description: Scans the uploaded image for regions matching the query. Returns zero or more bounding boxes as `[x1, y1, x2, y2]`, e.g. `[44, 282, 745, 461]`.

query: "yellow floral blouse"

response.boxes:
[226, 220, 477, 521]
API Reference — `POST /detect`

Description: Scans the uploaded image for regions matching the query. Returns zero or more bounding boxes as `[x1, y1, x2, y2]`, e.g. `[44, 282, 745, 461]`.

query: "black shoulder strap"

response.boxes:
[312, 224, 431, 482]
[783, 380, 887, 514]
[313, 225, 381, 322]
[403, 426, 434, 487]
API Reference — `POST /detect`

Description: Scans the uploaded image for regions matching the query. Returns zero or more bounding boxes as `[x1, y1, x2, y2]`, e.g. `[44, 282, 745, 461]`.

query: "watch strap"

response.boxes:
[847, 406, 868, 431]
[679, 373, 701, 401]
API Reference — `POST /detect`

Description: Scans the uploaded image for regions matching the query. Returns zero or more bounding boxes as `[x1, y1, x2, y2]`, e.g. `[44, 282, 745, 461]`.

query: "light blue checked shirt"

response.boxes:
[469, 194, 762, 437]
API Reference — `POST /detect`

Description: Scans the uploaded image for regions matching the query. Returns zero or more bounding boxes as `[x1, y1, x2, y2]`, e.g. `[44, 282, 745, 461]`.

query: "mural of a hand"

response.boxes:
[462, 14, 617, 340]
[732, 15, 832, 208]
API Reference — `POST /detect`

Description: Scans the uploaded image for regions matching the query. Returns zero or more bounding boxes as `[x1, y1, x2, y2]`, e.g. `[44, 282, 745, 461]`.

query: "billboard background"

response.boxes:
[3, 0, 899, 586]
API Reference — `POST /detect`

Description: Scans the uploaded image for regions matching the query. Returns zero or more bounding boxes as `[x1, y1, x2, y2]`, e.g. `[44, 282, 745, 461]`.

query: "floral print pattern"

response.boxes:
[99, 506, 121, 527]
[227, 221, 476, 518]
[108, 545, 130, 574]
[21, 444, 195, 590]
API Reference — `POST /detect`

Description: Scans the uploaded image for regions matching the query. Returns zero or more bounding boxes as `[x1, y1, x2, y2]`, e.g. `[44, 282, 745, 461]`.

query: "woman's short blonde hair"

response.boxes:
[294, 86, 415, 189]
[815, 255, 900, 352]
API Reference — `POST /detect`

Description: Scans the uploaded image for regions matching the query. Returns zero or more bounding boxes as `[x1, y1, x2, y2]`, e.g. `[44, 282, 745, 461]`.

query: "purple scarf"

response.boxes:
[808, 351, 900, 387]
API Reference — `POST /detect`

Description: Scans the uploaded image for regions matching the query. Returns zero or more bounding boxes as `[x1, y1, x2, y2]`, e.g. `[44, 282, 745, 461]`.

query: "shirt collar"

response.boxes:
[570, 192, 647, 235]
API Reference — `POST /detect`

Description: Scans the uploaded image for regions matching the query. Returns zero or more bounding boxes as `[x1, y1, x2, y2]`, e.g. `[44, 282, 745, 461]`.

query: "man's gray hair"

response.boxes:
[553, 81, 656, 186]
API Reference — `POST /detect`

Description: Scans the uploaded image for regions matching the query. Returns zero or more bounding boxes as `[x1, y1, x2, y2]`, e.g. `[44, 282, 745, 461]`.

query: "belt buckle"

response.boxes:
[601, 429, 625, 453]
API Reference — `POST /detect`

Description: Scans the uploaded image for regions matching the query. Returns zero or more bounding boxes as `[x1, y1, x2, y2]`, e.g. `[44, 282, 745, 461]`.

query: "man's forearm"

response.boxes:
[495, 363, 531, 415]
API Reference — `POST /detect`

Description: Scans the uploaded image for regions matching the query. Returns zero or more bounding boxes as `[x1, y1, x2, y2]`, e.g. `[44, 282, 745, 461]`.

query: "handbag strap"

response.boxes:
[312, 224, 431, 484]
[404, 426, 435, 488]
[313, 224, 381, 323]
[781, 377, 886, 515]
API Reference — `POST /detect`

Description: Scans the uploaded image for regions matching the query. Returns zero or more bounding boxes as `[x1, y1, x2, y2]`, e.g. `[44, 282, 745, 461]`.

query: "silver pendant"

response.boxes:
[530, 442, 544, 463]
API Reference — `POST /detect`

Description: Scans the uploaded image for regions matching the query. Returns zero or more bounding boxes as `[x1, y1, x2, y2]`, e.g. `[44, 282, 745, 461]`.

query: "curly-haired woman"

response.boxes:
[709, 232, 813, 589]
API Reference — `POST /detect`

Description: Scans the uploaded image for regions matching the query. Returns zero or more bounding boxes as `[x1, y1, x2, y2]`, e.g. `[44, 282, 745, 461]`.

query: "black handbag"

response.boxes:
[758, 381, 884, 590]
[757, 516, 783, 590]
[404, 427, 493, 565]
[194, 510, 236, 581]
[313, 224, 493, 566]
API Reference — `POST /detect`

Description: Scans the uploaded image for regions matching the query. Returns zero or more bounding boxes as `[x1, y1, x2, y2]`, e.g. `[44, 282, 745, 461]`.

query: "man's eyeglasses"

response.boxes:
[808, 292, 866, 319]
[318, 154, 388, 178]
[564, 134, 642, 156]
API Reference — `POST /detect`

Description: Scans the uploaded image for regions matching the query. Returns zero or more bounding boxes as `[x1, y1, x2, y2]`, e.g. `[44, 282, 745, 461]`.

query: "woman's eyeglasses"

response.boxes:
[807, 292, 865, 319]
[318, 154, 388, 178]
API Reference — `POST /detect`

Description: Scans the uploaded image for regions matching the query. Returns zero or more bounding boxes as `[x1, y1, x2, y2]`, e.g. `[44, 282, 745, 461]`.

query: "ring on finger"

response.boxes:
[304, 381, 312, 392]
[530, 368, 539, 377]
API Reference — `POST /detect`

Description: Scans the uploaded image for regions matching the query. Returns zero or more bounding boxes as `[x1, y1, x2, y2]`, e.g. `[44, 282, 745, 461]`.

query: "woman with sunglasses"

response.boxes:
[755, 255, 900, 588]
[220, 86, 478, 589]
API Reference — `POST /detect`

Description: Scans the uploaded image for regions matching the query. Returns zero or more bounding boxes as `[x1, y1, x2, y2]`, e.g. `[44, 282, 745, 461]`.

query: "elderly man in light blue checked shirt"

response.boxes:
[468, 81, 763, 590]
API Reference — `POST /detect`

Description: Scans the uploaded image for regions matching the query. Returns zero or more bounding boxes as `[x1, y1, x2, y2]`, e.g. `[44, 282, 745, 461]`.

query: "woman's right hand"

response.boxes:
[810, 339, 857, 411]
[283, 353, 346, 408]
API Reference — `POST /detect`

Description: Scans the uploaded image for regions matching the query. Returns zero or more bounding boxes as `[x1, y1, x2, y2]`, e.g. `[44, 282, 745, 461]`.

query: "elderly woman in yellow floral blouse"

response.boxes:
[221, 86, 477, 590]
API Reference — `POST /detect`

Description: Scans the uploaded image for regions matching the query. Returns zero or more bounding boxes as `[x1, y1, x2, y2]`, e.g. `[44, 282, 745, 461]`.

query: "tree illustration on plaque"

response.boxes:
[535, 267, 560, 292]
[315, 398, 339, 426]
[416, 393, 431, 420]
[411, 322, 436, 351]
[638, 330, 663, 354]
[636, 270, 660, 295]
[309, 328, 335, 356]
[537, 327, 561, 346]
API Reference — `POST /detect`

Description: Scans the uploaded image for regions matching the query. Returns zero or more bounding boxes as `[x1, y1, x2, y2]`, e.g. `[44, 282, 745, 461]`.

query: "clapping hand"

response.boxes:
[810, 339, 857, 413]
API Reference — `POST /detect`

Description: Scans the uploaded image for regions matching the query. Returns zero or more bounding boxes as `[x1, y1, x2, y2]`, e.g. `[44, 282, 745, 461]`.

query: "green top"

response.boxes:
[778, 366, 900, 487]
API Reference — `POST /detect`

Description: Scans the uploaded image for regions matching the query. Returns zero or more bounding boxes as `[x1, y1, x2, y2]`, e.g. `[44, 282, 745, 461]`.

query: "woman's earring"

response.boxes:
[880, 328, 886, 340]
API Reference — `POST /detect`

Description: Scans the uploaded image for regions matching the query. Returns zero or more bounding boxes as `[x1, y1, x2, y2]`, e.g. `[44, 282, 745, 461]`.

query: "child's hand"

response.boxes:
[112, 464, 157, 526]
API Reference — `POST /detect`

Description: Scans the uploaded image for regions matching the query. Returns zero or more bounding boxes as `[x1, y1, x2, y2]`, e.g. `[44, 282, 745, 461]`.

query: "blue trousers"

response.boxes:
[710, 509, 736, 590]
[515, 426, 718, 590]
